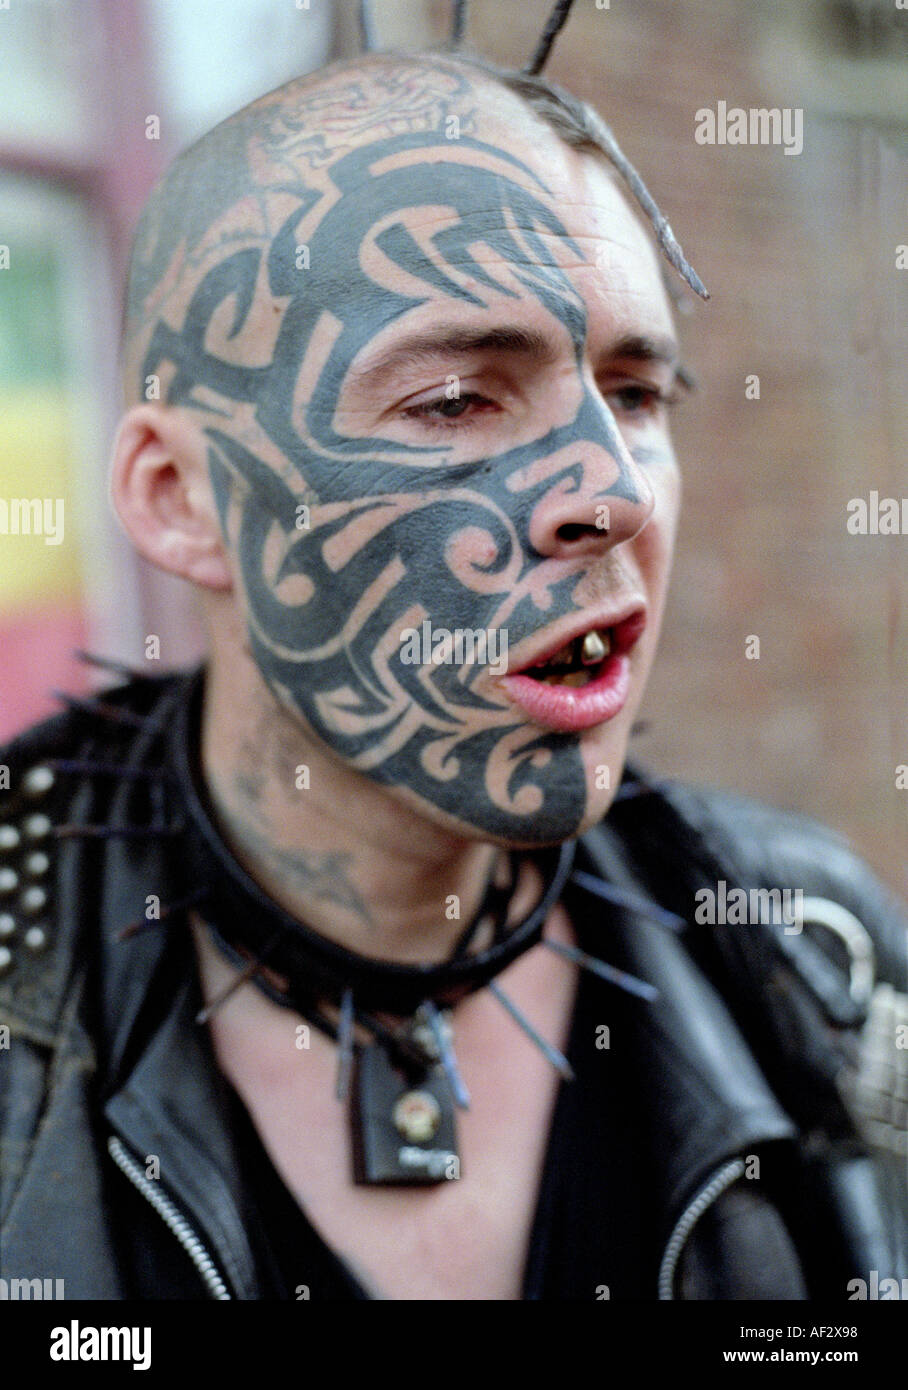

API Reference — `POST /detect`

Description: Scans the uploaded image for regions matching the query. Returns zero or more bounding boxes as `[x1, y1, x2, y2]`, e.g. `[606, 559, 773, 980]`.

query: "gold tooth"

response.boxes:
[581, 630, 610, 665]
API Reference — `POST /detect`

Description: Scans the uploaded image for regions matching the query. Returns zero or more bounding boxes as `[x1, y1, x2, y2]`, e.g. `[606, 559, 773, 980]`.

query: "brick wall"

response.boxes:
[427, 0, 908, 895]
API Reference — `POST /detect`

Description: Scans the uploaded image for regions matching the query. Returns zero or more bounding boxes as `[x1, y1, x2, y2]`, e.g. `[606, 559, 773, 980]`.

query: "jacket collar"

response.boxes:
[94, 667, 797, 1291]
[102, 928, 261, 1300]
[100, 822, 798, 1299]
[573, 826, 797, 1229]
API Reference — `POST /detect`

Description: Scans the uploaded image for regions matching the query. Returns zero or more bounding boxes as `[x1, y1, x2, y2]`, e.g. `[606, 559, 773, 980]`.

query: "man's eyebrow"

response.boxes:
[606, 333, 681, 370]
[350, 325, 685, 391]
[351, 325, 556, 387]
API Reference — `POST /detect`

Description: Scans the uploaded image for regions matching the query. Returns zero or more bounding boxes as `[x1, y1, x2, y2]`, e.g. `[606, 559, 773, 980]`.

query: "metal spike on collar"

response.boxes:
[543, 937, 658, 1002]
[335, 987, 356, 1101]
[49, 759, 174, 783]
[73, 649, 146, 681]
[53, 823, 184, 840]
[195, 927, 287, 1024]
[50, 690, 154, 730]
[114, 888, 209, 943]
[570, 869, 686, 932]
[195, 959, 261, 1025]
[422, 1000, 471, 1109]
[488, 980, 574, 1081]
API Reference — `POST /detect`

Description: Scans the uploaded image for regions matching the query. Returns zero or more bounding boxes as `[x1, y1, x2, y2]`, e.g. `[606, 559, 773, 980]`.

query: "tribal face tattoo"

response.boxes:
[126, 59, 683, 844]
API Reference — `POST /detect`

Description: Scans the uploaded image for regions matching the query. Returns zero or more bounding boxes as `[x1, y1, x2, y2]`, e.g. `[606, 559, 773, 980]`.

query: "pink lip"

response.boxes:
[500, 653, 631, 732]
[498, 610, 646, 733]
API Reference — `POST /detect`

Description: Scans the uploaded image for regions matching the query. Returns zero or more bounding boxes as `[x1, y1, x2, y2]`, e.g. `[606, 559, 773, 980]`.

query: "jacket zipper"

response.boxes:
[657, 1156, 746, 1300]
[108, 1125, 746, 1301]
[107, 1135, 233, 1300]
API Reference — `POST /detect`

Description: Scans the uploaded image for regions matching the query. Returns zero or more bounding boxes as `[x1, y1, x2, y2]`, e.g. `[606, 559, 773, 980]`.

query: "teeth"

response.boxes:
[581, 630, 611, 665]
[535, 639, 575, 669]
[540, 668, 593, 687]
[533, 629, 612, 672]
[528, 627, 613, 681]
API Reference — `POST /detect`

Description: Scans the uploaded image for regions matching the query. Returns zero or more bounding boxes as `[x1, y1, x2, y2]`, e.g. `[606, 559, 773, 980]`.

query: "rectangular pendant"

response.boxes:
[351, 1043, 460, 1185]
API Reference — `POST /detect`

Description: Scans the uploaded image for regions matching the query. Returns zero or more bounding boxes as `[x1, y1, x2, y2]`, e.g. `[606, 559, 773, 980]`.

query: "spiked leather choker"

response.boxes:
[166, 674, 582, 1184]
[169, 678, 576, 1017]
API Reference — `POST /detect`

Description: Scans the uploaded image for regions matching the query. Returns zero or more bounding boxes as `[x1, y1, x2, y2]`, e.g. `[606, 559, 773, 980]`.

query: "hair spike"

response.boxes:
[451, 55, 709, 300]
[578, 104, 710, 299]
[359, 0, 379, 52]
[451, 0, 468, 46]
[524, 0, 576, 76]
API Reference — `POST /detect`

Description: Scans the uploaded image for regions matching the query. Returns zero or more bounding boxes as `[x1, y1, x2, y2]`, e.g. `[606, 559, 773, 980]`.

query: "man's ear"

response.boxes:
[110, 405, 233, 591]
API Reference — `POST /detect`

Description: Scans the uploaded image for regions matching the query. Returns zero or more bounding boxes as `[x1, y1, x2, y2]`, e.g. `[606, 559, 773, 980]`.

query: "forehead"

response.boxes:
[313, 112, 674, 353]
[125, 62, 676, 408]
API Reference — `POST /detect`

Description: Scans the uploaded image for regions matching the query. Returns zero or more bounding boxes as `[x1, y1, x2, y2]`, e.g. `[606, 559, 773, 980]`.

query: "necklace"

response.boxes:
[165, 675, 582, 1184]
[190, 846, 574, 1185]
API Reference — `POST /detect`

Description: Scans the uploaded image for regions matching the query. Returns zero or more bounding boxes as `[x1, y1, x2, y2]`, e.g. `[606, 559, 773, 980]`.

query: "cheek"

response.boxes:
[447, 526, 500, 572]
[635, 457, 680, 615]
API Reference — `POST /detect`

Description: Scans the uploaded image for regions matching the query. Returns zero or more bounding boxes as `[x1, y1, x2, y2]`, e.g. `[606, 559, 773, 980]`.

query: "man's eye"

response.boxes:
[606, 383, 677, 417]
[400, 392, 496, 428]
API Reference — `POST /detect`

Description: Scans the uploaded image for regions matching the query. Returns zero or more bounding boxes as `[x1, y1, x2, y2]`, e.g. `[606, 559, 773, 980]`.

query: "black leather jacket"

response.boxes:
[1, 669, 906, 1299]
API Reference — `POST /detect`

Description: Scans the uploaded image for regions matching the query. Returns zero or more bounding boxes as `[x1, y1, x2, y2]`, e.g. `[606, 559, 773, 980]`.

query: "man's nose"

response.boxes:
[524, 437, 656, 560]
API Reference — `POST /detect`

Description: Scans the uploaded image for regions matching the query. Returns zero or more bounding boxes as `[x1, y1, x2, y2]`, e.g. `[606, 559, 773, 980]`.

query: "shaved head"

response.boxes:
[114, 49, 684, 844]
[123, 53, 571, 403]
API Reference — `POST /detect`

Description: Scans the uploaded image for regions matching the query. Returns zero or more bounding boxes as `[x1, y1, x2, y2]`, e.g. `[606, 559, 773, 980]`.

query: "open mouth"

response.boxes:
[522, 628, 613, 688]
[498, 610, 646, 733]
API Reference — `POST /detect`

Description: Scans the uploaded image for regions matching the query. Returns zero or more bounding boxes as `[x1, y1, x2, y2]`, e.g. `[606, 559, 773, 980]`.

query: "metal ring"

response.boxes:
[797, 897, 875, 1008]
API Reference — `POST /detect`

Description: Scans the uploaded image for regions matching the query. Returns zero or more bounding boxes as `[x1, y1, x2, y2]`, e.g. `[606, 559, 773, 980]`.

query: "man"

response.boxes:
[0, 46, 905, 1302]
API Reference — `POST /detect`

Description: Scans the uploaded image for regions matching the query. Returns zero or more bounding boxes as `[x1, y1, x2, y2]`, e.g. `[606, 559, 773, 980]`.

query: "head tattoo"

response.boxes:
[355, 0, 707, 299]
[124, 19, 706, 844]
